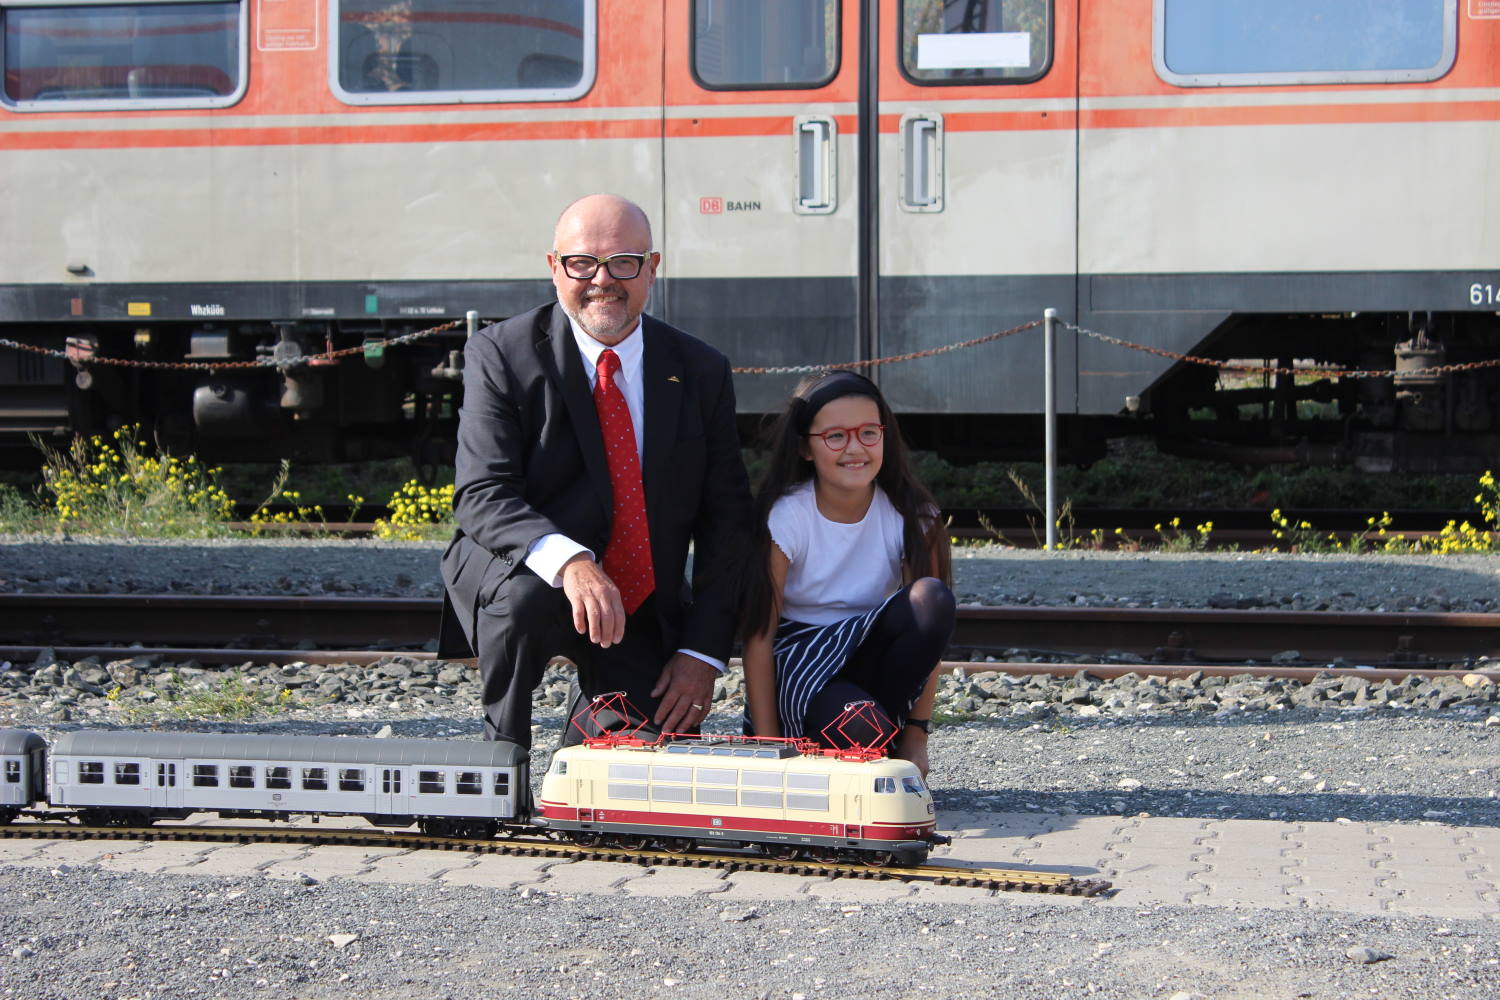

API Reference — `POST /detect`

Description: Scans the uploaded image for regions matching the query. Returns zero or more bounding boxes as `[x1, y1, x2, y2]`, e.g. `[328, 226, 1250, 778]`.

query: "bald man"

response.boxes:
[439, 194, 753, 746]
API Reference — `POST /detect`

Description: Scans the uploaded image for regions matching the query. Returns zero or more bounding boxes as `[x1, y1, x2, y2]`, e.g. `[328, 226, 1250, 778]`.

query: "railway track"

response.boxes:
[3, 594, 1498, 670]
[0, 820, 1110, 896]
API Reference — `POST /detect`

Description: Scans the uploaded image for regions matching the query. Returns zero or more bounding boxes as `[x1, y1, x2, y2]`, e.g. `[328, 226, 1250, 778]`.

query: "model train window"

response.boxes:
[302, 767, 328, 791]
[1153, 0, 1457, 86]
[900, 0, 1050, 85]
[114, 762, 142, 786]
[266, 767, 292, 790]
[493, 773, 509, 796]
[418, 770, 445, 794]
[692, 0, 838, 90]
[331, 0, 595, 106]
[902, 776, 926, 795]
[4, 760, 19, 783]
[156, 762, 176, 788]
[338, 768, 365, 792]
[873, 776, 896, 794]
[1, 1, 247, 112]
[229, 765, 255, 789]
[192, 764, 219, 787]
[455, 771, 482, 795]
[79, 761, 105, 784]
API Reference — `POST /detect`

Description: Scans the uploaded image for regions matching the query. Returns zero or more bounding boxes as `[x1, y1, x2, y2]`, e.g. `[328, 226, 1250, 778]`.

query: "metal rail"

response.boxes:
[0, 821, 1110, 896]
[4, 594, 1497, 666]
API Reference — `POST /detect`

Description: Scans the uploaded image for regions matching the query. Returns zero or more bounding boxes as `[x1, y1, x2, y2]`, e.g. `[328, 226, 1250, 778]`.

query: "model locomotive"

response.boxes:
[0, 723, 945, 867]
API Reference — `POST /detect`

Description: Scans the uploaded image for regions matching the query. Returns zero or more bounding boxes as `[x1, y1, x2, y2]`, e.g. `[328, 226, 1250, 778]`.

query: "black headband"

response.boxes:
[793, 370, 880, 433]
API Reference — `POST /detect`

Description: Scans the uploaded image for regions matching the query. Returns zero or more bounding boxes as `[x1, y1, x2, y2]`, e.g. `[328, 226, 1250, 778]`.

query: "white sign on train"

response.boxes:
[1471, 0, 1500, 19]
[916, 32, 1032, 70]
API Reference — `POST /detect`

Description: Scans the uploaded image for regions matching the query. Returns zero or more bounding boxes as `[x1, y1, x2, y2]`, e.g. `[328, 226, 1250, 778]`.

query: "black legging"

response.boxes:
[801, 577, 956, 749]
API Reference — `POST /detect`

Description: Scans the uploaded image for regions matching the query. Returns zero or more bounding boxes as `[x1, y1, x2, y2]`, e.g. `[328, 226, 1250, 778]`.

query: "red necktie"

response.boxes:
[594, 349, 654, 614]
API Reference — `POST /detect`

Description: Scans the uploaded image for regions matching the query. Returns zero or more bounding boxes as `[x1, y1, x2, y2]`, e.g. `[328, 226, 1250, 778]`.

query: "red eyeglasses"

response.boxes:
[806, 423, 885, 451]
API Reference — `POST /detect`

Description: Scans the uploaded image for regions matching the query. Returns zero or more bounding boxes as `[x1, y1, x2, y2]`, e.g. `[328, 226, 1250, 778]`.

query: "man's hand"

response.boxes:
[560, 554, 625, 648]
[893, 726, 930, 780]
[650, 653, 716, 734]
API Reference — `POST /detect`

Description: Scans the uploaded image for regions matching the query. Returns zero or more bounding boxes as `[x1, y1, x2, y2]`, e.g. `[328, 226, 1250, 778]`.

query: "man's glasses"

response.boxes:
[806, 423, 885, 451]
[555, 252, 651, 280]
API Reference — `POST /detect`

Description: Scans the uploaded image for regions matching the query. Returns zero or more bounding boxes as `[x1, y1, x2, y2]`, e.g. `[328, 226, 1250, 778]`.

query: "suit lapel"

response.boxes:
[641, 317, 683, 524]
[537, 307, 612, 524]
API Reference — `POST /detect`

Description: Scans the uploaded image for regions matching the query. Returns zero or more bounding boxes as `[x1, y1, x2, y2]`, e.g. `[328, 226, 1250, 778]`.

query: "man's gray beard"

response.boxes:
[560, 296, 631, 344]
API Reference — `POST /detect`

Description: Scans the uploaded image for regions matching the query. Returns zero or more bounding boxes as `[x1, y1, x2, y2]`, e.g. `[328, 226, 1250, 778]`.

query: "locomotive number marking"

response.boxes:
[1471, 283, 1500, 306]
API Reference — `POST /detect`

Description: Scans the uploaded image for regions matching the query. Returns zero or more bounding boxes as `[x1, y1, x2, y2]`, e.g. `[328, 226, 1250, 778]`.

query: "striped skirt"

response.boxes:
[751, 593, 897, 739]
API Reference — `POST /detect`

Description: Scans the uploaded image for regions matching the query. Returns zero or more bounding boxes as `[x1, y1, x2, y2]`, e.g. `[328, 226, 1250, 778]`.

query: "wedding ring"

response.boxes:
[691, 703, 704, 711]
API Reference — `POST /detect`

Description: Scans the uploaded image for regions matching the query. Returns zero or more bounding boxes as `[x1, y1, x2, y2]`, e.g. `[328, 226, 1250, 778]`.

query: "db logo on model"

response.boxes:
[699, 197, 723, 214]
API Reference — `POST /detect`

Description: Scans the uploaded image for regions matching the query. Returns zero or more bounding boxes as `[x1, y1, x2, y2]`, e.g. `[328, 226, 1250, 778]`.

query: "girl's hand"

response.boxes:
[894, 726, 930, 780]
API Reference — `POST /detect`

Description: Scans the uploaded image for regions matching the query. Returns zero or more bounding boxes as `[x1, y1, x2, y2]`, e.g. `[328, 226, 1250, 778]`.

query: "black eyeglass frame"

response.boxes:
[805, 423, 886, 451]
[553, 251, 654, 280]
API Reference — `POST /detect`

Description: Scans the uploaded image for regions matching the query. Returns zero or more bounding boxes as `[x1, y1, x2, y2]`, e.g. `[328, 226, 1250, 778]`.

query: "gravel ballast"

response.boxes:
[2, 536, 1498, 997]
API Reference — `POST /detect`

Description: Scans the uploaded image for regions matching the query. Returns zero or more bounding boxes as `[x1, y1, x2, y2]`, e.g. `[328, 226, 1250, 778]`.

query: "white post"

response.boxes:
[1043, 308, 1058, 551]
[466, 310, 479, 337]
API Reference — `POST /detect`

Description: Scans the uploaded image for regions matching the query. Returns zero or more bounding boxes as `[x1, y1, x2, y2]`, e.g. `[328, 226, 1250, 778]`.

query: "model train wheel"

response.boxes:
[857, 850, 894, 868]
[658, 837, 693, 854]
[568, 831, 603, 848]
[766, 845, 802, 861]
[611, 834, 650, 851]
[76, 808, 144, 828]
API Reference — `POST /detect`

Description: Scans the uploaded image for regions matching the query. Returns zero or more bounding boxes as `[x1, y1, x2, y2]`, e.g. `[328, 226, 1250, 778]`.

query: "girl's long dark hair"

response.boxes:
[739, 370, 952, 639]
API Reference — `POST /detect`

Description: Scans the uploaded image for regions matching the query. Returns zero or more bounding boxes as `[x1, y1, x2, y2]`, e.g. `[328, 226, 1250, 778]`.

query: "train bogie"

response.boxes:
[538, 738, 942, 867]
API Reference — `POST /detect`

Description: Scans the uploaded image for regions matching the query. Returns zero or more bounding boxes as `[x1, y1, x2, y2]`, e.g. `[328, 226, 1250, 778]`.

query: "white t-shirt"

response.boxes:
[768, 481, 904, 626]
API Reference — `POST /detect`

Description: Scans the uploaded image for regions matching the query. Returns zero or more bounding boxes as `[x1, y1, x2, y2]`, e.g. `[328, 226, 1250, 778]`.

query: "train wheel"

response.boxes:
[569, 831, 602, 848]
[612, 834, 649, 851]
[766, 845, 802, 861]
[858, 850, 894, 867]
[658, 838, 693, 855]
[76, 808, 139, 827]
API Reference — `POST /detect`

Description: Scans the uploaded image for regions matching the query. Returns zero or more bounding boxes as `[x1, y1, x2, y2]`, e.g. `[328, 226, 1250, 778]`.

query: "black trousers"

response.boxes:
[474, 571, 679, 747]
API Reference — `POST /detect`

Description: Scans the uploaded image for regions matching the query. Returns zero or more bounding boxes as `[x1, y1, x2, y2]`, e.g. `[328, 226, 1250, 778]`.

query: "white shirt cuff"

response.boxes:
[677, 649, 726, 674]
[525, 533, 592, 587]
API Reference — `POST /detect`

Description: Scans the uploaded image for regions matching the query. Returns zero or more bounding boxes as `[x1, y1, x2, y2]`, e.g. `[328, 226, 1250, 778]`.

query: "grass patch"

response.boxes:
[120, 669, 306, 721]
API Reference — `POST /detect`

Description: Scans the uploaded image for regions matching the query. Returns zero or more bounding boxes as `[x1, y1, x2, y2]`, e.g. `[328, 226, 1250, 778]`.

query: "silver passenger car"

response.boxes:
[0, 729, 47, 824]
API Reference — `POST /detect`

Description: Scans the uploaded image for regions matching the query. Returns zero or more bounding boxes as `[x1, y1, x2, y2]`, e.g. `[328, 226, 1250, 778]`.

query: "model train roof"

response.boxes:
[0, 729, 46, 755]
[51, 730, 526, 767]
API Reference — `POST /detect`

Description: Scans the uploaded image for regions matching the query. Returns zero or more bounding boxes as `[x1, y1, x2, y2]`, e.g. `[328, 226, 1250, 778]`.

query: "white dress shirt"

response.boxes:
[523, 314, 724, 673]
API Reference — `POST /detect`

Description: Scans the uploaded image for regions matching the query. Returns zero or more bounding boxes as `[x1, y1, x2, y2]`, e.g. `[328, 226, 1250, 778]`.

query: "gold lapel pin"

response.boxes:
[667, 375, 681, 383]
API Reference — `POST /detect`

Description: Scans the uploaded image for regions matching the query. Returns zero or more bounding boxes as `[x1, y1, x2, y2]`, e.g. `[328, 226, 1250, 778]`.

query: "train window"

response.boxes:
[78, 761, 105, 784]
[695, 786, 736, 806]
[651, 765, 692, 783]
[192, 764, 219, 787]
[741, 770, 781, 788]
[608, 763, 649, 781]
[740, 789, 782, 809]
[338, 768, 365, 792]
[697, 767, 736, 786]
[418, 770, 446, 793]
[900, 0, 1051, 86]
[607, 782, 649, 801]
[692, 0, 838, 90]
[0, 1, 248, 112]
[330, 0, 596, 106]
[301, 767, 328, 791]
[873, 776, 896, 794]
[651, 784, 691, 803]
[902, 776, 925, 794]
[493, 773, 508, 796]
[266, 767, 292, 790]
[4, 760, 18, 783]
[114, 762, 142, 786]
[787, 773, 828, 791]
[787, 793, 829, 811]
[753, 749, 779, 759]
[1153, 0, 1457, 87]
[156, 763, 176, 788]
[456, 771, 482, 795]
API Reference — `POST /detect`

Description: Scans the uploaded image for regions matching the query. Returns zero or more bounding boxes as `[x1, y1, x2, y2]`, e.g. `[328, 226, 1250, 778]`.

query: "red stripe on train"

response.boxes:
[538, 802, 933, 841]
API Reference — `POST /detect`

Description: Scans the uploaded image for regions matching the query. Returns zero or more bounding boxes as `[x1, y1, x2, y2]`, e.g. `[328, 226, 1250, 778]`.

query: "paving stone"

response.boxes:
[0, 839, 54, 865]
[532, 858, 634, 894]
[261, 845, 400, 881]
[183, 843, 312, 877]
[1198, 819, 1299, 861]
[806, 874, 916, 902]
[718, 869, 816, 899]
[905, 881, 998, 903]
[440, 853, 565, 891]
[1289, 822, 1384, 859]
[352, 849, 479, 884]
[94, 841, 215, 874]
[1377, 824, 1477, 871]
[618, 864, 729, 897]
[1013, 817, 1128, 870]
[1104, 862, 1209, 906]
[24, 838, 148, 867]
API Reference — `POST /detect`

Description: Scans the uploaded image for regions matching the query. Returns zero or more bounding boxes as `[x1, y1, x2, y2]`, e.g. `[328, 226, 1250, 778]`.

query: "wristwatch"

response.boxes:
[903, 717, 932, 734]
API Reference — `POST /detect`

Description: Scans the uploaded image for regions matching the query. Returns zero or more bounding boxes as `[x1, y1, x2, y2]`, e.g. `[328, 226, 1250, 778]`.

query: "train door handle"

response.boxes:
[794, 115, 838, 215]
[900, 113, 944, 212]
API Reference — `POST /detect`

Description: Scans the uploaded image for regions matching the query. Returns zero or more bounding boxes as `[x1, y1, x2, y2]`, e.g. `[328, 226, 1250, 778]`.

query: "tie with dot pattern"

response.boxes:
[593, 349, 655, 614]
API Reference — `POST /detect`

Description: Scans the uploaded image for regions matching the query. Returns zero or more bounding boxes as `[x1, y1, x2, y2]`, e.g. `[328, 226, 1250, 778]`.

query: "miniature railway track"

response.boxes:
[4, 594, 1499, 669]
[0, 821, 1110, 896]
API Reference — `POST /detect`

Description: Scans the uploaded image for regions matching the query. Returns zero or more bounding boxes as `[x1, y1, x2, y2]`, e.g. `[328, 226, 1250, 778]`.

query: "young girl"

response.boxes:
[740, 370, 955, 777]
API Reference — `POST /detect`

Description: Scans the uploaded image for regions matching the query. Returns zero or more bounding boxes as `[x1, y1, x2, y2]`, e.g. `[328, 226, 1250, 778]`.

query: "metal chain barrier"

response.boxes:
[0, 319, 463, 372]
[1060, 319, 1500, 380]
[729, 319, 1042, 375]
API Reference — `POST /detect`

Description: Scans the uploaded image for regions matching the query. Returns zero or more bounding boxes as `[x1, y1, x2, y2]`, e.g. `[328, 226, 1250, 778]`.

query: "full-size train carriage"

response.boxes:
[537, 737, 941, 865]
[45, 729, 529, 837]
[1, 1, 1497, 469]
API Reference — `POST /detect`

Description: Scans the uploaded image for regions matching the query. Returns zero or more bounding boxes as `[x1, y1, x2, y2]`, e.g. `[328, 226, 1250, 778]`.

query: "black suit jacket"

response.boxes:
[439, 303, 752, 664]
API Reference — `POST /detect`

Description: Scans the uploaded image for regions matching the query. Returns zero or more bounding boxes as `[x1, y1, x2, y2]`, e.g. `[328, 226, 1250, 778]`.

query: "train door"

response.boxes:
[376, 767, 406, 816]
[875, 0, 1079, 421]
[660, 0, 861, 412]
[151, 760, 181, 812]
